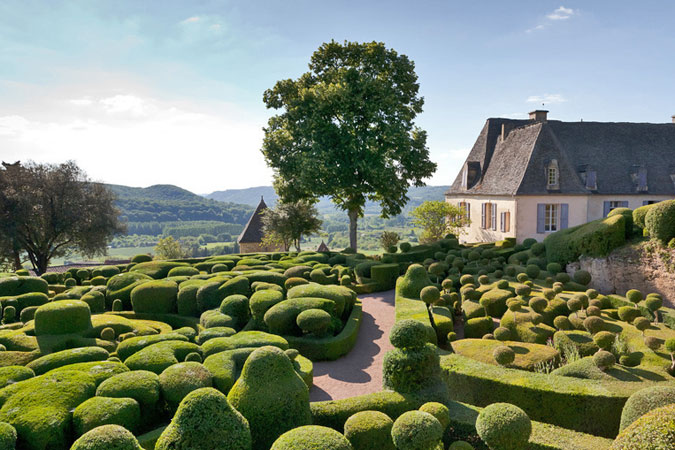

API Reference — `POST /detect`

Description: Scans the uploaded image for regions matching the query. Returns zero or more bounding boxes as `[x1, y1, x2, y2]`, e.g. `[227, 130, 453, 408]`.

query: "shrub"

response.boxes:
[202, 331, 288, 357]
[625, 289, 643, 304]
[382, 342, 443, 394]
[159, 362, 213, 408]
[525, 264, 540, 279]
[593, 350, 615, 371]
[619, 385, 675, 432]
[344, 410, 395, 450]
[106, 272, 153, 309]
[586, 305, 601, 317]
[116, 333, 189, 361]
[573, 270, 592, 285]
[464, 316, 493, 339]
[227, 346, 311, 450]
[33, 299, 92, 335]
[644, 336, 660, 350]
[264, 297, 335, 336]
[593, 331, 615, 351]
[73, 396, 141, 436]
[96, 370, 161, 416]
[400, 242, 412, 253]
[271, 425, 352, 450]
[493, 346, 516, 366]
[644, 199, 675, 244]
[632, 203, 654, 229]
[479, 289, 513, 317]
[475, 403, 531, 450]
[0, 422, 16, 450]
[250, 289, 285, 323]
[633, 317, 650, 334]
[220, 294, 250, 329]
[27, 347, 109, 375]
[156, 387, 251, 450]
[617, 306, 641, 323]
[296, 309, 332, 337]
[544, 214, 626, 265]
[391, 410, 443, 450]
[287, 283, 355, 318]
[448, 442, 474, 450]
[611, 404, 675, 449]
[100, 327, 115, 341]
[285, 277, 309, 290]
[493, 327, 511, 341]
[553, 315, 572, 330]
[419, 402, 450, 431]
[112, 299, 124, 311]
[583, 316, 605, 334]
[124, 340, 201, 374]
[71, 424, 143, 450]
[396, 264, 432, 300]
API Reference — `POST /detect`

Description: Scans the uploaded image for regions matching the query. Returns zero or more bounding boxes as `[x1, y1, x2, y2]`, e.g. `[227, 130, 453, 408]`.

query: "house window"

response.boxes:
[547, 167, 558, 187]
[546, 160, 560, 189]
[481, 202, 497, 230]
[459, 202, 470, 225]
[500, 211, 511, 232]
[643, 200, 658, 206]
[604, 200, 629, 217]
[545, 204, 559, 232]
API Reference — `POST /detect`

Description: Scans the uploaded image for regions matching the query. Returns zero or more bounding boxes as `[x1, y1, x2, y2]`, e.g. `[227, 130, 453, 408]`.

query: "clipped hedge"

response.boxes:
[73, 396, 141, 436]
[544, 214, 626, 265]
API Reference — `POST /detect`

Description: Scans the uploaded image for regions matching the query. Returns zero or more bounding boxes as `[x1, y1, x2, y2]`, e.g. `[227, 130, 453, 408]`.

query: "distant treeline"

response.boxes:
[124, 221, 243, 238]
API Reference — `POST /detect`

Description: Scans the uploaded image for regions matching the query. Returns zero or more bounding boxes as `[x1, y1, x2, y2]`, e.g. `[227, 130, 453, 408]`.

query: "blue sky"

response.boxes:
[1, 0, 674, 193]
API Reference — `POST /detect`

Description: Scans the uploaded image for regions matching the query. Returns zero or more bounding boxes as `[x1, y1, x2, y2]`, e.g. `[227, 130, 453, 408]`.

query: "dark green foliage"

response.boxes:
[395, 264, 432, 300]
[116, 333, 188, 361]
[287, 283, 355, 318]
[227, 346, 311, 450]
[33, 299, 92, 335]
[619, 386, 675, 432]
[80, 291, 106, 314]
[156, 387, 252, 450]
[617, 306, 641, 323]
[419, 402, 450, 431]
[475, 403, 531, 450]
[0, 366, 34, 389]
[493, 346, 515, 366]
[249, 289, 285, 323]
[382, 343, 443, 394]
[124, 340, 201, 374]
[264, 298, 336, 335]
[583, 316, 605, 334]
[296, 309, 332, 336]
[130, 280, 178, 314]
[390, 410, 443, 450]
[493, 327, 511, 341]
[370, 264, 401, 291]
[464, 316, 493, 339]
[544, 214, 626, 265]
[593, 350, 615, 371]
[27, 346, 109, 375]
[644, 199, 675, 244]
[389, 320, 428, 349]
[96, 370, 161, 416]
[611, 404, 675, 450]
[70, 424, 143, 450]
[73, 397, 141, 436]
[106, 272, 153, 309]
[625, 289, 642, 303]
[344, 410, 395, 450]
[607, 207, 634, 238]
[632, 204, 654, 229]
[0, 422, 16, 450]
[220, 295, 250, 329]
[130, 261, 187, 279]
[159, 362, 213, 408]
[479, 289, 514, 317]
[196, 327, 237, 345]
[593, 331, 615, 351]
[0, 370, 97, 450]
[202, 331, 289, 357]
[168, 266, 199, 277]
[573, 270, 592, 285]
[271, 425, 352, 450]
[131, 254, 152, 263]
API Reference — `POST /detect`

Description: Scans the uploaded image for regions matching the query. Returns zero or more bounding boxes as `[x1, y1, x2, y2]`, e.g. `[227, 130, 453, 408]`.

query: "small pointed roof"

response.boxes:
[317, 241, 329, 252]
[237, 196, 268, 244]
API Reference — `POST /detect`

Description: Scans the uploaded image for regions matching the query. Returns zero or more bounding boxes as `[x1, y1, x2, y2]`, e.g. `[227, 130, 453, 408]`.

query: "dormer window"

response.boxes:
[461, 161, 481, 189]
[546, 159, 560, 190]
[631, 165, 648, 192]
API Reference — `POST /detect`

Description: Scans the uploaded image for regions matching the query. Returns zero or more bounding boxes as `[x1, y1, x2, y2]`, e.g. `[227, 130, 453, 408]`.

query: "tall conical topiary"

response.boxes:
[155, 387, 251, 450]
[228, 346, 311, 450]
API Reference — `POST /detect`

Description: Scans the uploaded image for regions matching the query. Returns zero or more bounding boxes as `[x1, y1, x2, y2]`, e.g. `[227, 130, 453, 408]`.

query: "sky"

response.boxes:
[1, 0, 674, 194]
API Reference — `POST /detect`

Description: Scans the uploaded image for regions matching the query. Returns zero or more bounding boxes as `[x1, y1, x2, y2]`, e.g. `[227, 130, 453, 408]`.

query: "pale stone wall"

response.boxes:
[238, 242, 283, 253]
[515, 195, 588, 243]
[586, 195, 673, 222]
[445, 195, 516, 244]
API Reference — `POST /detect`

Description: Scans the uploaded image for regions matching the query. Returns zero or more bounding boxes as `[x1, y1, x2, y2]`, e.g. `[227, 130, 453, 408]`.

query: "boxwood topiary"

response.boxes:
[396, 265, 433, 300]
[390, 410, 443, 450]
[617, 306, 641, 323]
[130, 280, 178, 314]
[271, 425, 352, 450]
[27, 346, 109, 375]
[71, 424, 143, 450]
[227, 346, 311, 450]
[34, 299, 93, 336]
[287, 283, 354, 318]
[264, 298, 336, 336]
[475, 402, 531, 450]
[73, 396, 141, 436]
[249, 289, 285, 323]
[343, 410, 394, 450]
[159, 361, 213, 408]
[124, 340, 201, 374]
[0, 422, 16, 450]
[464, 316, 494, 339]
[296, 309, 332, 337]
[419, 402, 450, 431]
[96, 370, 161, 416]
[106, 272, 153, 309]
[611, 403, 675, 449]
[493, 346, 515, 366]
[644, 199, 675, 244]
[619, 385, 675, 432]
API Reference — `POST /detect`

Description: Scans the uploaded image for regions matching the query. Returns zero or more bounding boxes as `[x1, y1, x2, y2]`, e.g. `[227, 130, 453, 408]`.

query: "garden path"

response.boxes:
[309, 289, 395, 401]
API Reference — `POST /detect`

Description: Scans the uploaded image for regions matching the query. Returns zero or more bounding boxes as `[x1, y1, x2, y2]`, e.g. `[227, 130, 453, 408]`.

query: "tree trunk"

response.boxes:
[348, 209, 358, 251]
[12, 251, 22, 272]
[35, 253, 48, 276]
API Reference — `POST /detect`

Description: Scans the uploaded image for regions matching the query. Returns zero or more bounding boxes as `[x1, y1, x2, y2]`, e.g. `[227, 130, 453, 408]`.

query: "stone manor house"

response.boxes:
[445, 110, 675, 243]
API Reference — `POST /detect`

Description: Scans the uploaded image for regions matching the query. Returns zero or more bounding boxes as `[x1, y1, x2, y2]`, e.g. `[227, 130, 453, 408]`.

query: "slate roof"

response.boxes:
[237, 197, 268, 244]
[447, 118, 675, 196]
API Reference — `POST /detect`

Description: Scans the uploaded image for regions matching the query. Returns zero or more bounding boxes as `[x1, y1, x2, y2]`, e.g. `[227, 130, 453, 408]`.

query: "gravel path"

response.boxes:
[309, 290, 395, 401]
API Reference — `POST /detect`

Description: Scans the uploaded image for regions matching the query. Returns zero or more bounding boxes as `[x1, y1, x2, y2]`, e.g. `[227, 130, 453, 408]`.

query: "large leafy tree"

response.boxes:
[262, 40, 436, 251]
[410, 201, 468, 243]
[261, 200, 322, 252]
[0, 161, 125, 274]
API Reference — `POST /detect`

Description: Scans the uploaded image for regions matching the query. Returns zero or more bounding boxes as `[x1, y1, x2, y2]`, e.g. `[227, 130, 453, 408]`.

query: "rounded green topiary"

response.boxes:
[71, 424, 143, 450]
[249, 289, 285, 322]
[493, 346, 515, 366]
[420, 286, 440, 306]
[573, 270, 592, 285]
[33, 299, 92, 335]
[96, 370, 161, 416]
[593, 331, 615, 351]
[130, 280, 178, 314]
[296, 308, 332, 336]
[448, 442, 474, 450]
[553, 315, 572, 330]
[528, 297, 547, 313]
[525, 264, 540, 280]
[400, 242, 412, 253]
[0, 422, 15, 449]
[227, 346, 311, 450]
[419, 402, 450, 431]
[611, 404, 675, 449]
[583, 316, 605, 334]
[516, 273, 529, 283]
[100, 327, 116, 341]
[633, 317, 650, 333]
[617, 306, 641, 323]
[644, 336, 660, 350]
[389, 319, 428, 349]
[619, 385, 675, 432]
[645, 296, 663, 315]
[586, 305, 601, 317]
[514, 285, 531, 297]
[475, 403, 531, 450]
[159, 362, 213, 408]
[586, 288, 599, 299]
[493, 327, 511, 341]
[156, 387, 252, 450]
[185, 352, 202, 363]
[644, 199, 675, 244]
[391, 410, 443, 450]
[73, 396, 141, 436]
[131, 254, 152, 263]
[271, 425, 352, 450]
[344, 410, 395, 450]
[112, 299, 124, 312]
[625, 289, 643, 304]
[593, 350, 616, 371]
[220, 294, 251, 329]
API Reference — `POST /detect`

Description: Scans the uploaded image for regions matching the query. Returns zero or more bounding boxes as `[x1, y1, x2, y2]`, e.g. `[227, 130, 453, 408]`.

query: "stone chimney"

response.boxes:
[671, 115, 675, 124]
[529, 110, 549, 122]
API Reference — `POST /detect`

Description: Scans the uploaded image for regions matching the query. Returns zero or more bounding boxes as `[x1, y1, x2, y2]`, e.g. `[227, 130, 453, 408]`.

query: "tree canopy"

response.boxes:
[0, 161, 125, 274]
[261, 40, 436, 250]
[410, 201, 468, 243]
[261, 200, 322, 251]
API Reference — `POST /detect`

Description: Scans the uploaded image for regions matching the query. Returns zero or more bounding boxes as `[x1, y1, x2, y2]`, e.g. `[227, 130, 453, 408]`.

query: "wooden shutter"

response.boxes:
[603, 201, 611, 217]
[560, 203, 569, 229]
[491, 204, 497, 230]
[467, 203, 471, 222]
[537, 204, 546, 233]
[642, 200, 650, 206]
[481, 203, 486, 229]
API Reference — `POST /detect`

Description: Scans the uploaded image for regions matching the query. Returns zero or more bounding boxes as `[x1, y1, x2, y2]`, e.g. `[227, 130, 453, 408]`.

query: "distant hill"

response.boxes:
[204, 185, 450, 216]
[108, 184, 203, 202]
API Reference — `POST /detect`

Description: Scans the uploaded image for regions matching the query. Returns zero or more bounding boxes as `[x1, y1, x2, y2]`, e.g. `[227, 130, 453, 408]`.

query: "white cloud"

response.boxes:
[527, 94, 567, 104]
[547, 6, 575, 20]
[69, 97, 94, 106]
[181, 16, 200, 24]
[0, 94, 272, 193]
